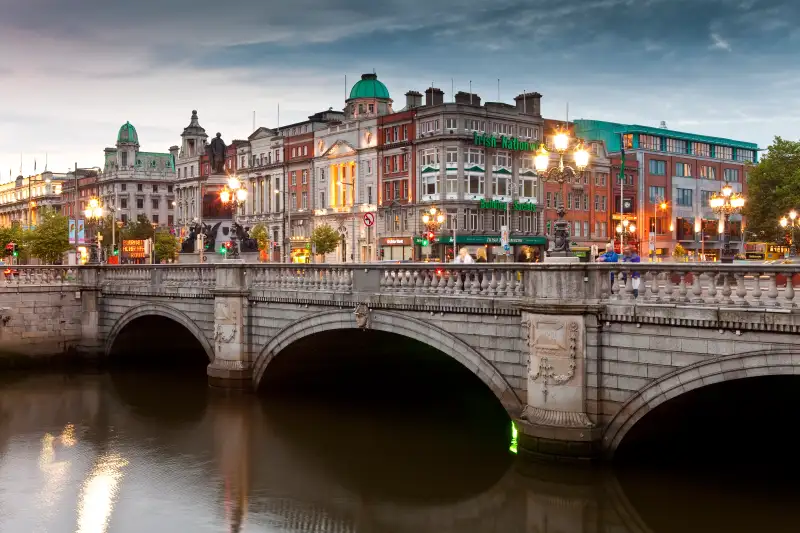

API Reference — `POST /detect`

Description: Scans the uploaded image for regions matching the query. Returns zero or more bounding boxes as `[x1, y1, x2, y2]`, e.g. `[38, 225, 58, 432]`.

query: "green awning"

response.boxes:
[435, 235, 547, 245]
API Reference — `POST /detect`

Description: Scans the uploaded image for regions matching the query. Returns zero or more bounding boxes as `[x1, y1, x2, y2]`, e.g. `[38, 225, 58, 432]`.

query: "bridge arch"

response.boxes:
[252, 309, 524, 416]
[105, 303, 215, 362]
[603, 348, 800, 457]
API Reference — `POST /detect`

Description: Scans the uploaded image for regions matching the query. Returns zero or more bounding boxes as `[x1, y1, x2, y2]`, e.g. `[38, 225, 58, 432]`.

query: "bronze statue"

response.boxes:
[208, 132, 226, 174]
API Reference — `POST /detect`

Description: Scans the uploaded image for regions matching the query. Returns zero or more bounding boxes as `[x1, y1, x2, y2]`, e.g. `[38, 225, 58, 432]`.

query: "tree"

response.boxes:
[0, 223, 25, 259]
[672, 243, 687, 261]
[153, 230, 180, 262]
[742, 137, 800, 240]
[25, 208, 71, 264]
[310, 224, 341, 257]
[120, 214, 155, 241]
[250, 223, 269, 252]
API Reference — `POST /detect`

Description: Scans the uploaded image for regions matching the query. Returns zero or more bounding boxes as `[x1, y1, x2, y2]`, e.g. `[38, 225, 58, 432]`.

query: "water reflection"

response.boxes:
[0, 373, 797, 532]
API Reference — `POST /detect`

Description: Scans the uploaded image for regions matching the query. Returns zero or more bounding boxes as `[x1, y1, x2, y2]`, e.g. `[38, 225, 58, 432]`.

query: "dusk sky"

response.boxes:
[1, 0, 798, 181]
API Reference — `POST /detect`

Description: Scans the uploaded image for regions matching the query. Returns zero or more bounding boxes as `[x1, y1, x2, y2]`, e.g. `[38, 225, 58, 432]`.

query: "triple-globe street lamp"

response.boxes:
[709, 182, 745, 263]
[421, 206, 445, 260]
[534, 130, 590, 256]
[219, 175, 248, 259]
[779, 209, 798, 257]
[83, 197, 104, 264]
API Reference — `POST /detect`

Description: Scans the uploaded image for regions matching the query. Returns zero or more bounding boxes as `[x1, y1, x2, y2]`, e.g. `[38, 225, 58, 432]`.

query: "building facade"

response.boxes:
[0, 171, 69, 228]
[413, 89, 545, 262]
[99, 122, 178, 226]
[575, 120, 757, 259]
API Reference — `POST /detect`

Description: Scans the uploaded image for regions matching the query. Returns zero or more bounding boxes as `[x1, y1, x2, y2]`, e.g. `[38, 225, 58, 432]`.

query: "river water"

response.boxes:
[0, 371, 798, 533]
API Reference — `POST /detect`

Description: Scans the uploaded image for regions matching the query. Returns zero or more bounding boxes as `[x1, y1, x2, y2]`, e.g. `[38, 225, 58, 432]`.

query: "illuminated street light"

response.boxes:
[709, 182, 745, 263]
[219, 174, 248, 259]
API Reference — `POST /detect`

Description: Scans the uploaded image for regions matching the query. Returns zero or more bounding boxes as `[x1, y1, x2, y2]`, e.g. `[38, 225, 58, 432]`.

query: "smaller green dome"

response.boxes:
[349, 73, 390, 100]
[117, 121, 139, 144]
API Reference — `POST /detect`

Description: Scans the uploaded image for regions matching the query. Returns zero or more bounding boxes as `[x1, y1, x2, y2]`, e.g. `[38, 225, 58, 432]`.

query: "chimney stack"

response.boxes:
[454, 91, 481, 106]
[405, 90, 423, 109]
[514, 92, 542, 116]
[425, 87, 445, 106]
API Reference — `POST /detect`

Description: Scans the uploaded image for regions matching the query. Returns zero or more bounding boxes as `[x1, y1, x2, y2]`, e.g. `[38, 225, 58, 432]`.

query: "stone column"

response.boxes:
[516, 306, 601, 462]
[207, 264, 252, 390]
[77, 266, 103, 359]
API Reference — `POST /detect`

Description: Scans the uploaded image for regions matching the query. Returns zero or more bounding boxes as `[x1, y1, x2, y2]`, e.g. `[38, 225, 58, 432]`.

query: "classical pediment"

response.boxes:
[320, 139, 357, 158]
[248, 127, 276, 141]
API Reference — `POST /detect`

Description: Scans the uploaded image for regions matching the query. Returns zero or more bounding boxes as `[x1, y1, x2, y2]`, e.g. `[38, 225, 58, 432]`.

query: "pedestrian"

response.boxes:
[475, 248, 487, 263]
[595, 243, 618, 263]
[622, 245, 641, 297]
[455, 247, 474, 264]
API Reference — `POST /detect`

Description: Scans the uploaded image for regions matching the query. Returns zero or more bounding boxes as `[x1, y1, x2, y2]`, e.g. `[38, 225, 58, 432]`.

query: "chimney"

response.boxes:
[405, 90, 423, 109]
[454, 91, 481, 106]
[514, 92, 542, 116]
[425, 87, 445, 106]
[169, 145, 180, 160]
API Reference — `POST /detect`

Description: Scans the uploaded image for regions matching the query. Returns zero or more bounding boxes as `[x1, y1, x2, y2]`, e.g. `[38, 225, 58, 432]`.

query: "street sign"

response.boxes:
[363, 212, 375, 227]
[500, 225, 509, 247]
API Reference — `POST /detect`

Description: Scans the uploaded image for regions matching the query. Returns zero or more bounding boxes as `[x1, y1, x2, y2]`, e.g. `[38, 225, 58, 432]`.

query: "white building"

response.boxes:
[174, 110, 208, 228]
[99, 122, 178, 226]
[312, 73, 390, 262]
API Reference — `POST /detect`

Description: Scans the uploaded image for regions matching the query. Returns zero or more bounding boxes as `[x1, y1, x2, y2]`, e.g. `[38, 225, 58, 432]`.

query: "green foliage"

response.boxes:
[0, 224, 25, 257]
[672, 243, 687, 259]
[25, 208, 71, 264]
[742, 137, 800, 240]
[250, 223, 269, 251]
[310, 224, 341, 256]
[153, 230, 180, 262]
[120, 214, 155, 241]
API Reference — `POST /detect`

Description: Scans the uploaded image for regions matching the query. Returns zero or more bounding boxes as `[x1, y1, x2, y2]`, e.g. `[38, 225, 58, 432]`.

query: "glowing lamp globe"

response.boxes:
[573, 144, 590, 170]
[534, 145, 550, 173]
[422, 214, 430, 224]
[553, 132, 570, 152]
[781, 217, 789, 228]
[220, 190, 231, 203]
[228, 176, 241, 190]
[236, 188, 248, 202]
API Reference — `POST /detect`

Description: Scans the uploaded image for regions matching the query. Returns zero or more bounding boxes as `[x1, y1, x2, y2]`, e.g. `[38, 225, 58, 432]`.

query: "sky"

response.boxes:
[0, 0, 798, 182]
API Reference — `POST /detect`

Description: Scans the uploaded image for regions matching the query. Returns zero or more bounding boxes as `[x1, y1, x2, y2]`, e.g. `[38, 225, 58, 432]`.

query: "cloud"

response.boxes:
[710, 32, 732, 51]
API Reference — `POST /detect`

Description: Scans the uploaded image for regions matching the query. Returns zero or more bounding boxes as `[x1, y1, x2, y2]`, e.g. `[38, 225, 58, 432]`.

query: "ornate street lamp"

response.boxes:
[83, 197, 104, 264]
[616, 218, 636, 243]
[420, 206, 445, 259]
[535, 129, 590, 256]
[709, 182, 745, 263]
[779, 209, 798, 257]
[220, 175, 248, 259]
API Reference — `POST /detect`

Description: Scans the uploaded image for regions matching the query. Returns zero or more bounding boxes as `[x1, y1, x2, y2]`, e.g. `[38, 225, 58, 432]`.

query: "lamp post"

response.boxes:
[651, 199, 667, 262]
[616, 218, 636, 246]
[779, 209, 798, 257]
[534, 130, 590, 256]
[83, 197, 104, 264]
[421, 206, 445, 261]
[709, 182, 745, 263]
[220, 175, 248, 259]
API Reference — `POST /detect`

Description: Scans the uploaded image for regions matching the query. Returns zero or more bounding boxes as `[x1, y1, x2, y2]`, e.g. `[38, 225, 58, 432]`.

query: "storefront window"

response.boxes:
[494, 175, 509, 196]
[467, 174, 484, 195]
[521, 176, 536, 197]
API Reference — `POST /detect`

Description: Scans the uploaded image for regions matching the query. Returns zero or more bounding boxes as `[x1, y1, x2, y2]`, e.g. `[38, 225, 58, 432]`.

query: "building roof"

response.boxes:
[574, 119, 758, 152]
[349, 73, 390, 100]
[117, 121, 139, 144]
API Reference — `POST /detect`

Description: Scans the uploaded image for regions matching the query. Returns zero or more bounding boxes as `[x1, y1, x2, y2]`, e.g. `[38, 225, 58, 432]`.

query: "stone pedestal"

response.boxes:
[77, 267, 103, 359]
[544, 255, 580, 264]
[518, 311, 600, 462]
[207, 264, 252, 390]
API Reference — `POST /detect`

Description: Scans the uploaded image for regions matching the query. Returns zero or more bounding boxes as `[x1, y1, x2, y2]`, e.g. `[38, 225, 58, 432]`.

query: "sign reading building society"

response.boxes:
[473, 132, 539, 152]
[121, 239, 149, 260]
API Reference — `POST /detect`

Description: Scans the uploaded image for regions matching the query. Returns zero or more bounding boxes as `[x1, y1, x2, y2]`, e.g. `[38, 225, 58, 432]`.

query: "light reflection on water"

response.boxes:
[0, 372, 797, 533]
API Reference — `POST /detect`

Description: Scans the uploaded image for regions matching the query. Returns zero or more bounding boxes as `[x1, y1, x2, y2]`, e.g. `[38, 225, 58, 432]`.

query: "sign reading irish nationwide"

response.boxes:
[121, 239, 148, 260]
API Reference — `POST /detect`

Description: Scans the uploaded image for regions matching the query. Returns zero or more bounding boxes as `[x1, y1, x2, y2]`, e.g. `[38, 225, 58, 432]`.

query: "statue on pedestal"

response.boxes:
[208, 133, 227, 174]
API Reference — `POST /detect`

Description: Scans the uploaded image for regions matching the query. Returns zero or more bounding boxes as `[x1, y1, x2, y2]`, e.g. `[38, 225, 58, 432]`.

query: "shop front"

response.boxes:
[435, 235, 548, 262]
[290, 239, 311, 263]
[380, 237, 413, 261]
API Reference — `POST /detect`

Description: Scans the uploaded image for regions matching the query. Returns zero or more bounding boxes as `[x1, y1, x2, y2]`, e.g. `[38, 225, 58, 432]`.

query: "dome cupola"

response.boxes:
[348, 73, 390, 100]
[117, 121, 139, 145]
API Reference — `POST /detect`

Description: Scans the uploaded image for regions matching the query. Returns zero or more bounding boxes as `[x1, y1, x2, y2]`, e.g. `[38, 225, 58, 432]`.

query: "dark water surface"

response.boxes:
[0, 370, 799, 532]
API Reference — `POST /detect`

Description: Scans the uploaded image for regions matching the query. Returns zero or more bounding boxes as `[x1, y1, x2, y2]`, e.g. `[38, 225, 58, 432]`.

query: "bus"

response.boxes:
[743, 242, 790, 261]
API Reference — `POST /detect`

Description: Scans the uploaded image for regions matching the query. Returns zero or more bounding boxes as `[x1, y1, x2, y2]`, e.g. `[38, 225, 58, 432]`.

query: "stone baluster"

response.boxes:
[421, 270, 430, 293]
[344, 269, 353, 292]
[620, 269, 633, 301]
[497, 270, 507, 296]
[453, 270, 464, 294]
[750, 271, 763, 307]
[703, 271, 717, 304]
[391, 269, 401, 292]
[469, 271, 480, 295]
[785, 273, 795, 308]
[663, 272, 674, 302]
[443, 270, 453, 294]
[766, 272, 779, 307]
[479, 269, 489, 295]
[430, 269, 440, 293]
[690, 270, 704, 303]
[379, 270, 388, 292]
[609, 270, 621, 300]
[720, 274, 733, 305]
[734, 273, 748, 307]
[399, 269, 408, 292]
[676, 272, 688, 303]
[505, 270, 516, 297]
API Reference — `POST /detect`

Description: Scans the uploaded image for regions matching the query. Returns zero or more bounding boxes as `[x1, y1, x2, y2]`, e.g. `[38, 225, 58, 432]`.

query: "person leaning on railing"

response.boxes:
[621, 245, 641, 297]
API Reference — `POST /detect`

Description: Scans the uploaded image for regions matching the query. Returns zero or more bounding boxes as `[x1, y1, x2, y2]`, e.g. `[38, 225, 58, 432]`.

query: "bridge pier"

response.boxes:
[77, 268, 104, 360]
[207, 265, 253, 391]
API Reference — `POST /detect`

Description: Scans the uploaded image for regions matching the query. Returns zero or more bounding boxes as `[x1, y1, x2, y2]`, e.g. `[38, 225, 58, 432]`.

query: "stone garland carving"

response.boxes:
[354, 304, 371, 330]
[529, 321, 579, 385]
[214, 301, 238, 351]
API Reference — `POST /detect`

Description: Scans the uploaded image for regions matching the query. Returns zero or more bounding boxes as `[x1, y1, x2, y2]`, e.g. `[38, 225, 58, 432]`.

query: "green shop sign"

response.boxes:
[473, 132, 538, 152]
[480, 199, 537, 212]
[436, 235, 547, 246]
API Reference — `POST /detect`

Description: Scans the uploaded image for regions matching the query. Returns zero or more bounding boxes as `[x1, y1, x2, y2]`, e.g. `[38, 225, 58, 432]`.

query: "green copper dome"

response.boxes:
[349, 73, 390, 100]
[117, 121, 139, 144]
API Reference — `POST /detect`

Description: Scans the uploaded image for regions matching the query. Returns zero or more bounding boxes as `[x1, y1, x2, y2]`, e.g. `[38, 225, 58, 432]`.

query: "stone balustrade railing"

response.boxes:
[0, 266, 78, 288]
[3, 263, 799, 309]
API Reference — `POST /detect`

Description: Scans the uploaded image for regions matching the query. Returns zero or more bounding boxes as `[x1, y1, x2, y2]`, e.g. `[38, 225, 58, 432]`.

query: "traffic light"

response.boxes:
[5, 242, 16, 257]
[112, 244, 119, 256]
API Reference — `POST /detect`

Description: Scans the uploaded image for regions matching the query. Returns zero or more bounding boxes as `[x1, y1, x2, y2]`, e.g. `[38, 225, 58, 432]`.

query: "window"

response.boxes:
[291, 193, 296, 210]
[121, 152, 128, 167]
[649, 159, 666, 175]
[152, 199, 159, 209]
[168, 215, 174, 226]
[152, 214, 159, 224]
[573, 221, 580, 237]
[302, 170, 308, 184]
[519, 126, 535, 139]
[651, 217, 667, 235]
[736, 149, 754, 163]
[692, 142, 710, 157]
[446, 148, 458, 165]
[666, 138, 687, 153]
[640, 134, 660, 151]
[701, 190, 713, 207]
[241, 156, 246, 168]
[492, 122, 513, 136]
[467, 174, 485, 195]
[700, 165, 716, 180]
[302, 192, 308, 209]
[494, 175, 509, 196]
[137, 184, 143, 192]
[583, 221, 589, 238]
[464, 119, 486, 132]
[464, 149, 484, 166]
[445, 118, 457, 130]
[366, 185, 372, 204]
[422, 174, 438, 195]
[419, 120, 440, 135]
[583, 194, 589, 211]
[320, 191, 326, 208]
[446, 209, 458, 230]
[675, 188, 693, 207]
[167, 185, 173, 193]
[649, 186, 666, 203]
[675, 162, 691, 177]
[291, 172, 297, 185]
[595, 195, 600, 211]
[303, 146, 308, 156]
[545, 192, 552, 208]
[494, 151, 511, 168]
[446, 173, 458, 194]
[715, 146, 733, 160]
[521, 176, 536, 197]
[120, 198, 128, 209]
[573, 193, 580, 210]
[121, 184, 127, 191]
[136, 198, 144, 209]
[385, 158, 391, 173]
[420, 149, 439, 166]
[723, 168, 739, 182]
[152, 185, 158, 193]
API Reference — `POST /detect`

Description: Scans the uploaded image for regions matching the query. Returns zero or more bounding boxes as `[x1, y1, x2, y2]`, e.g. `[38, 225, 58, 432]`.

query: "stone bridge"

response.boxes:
[2, 262, 800, 461]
